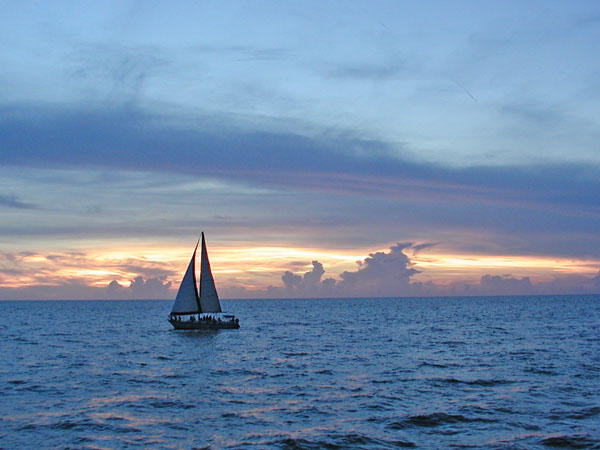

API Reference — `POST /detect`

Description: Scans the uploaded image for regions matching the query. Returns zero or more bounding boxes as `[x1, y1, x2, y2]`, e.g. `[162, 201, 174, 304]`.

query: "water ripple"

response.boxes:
[1, 296, 599, 449]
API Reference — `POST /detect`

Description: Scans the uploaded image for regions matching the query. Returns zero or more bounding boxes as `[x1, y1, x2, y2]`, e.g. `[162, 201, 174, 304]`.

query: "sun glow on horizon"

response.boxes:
[412, 252, 600, 284]
[2, 242, 599, 295]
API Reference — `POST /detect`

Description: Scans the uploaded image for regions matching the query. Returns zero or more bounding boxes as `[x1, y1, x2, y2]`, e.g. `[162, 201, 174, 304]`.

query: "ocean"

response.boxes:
[1, 296, 599, 449]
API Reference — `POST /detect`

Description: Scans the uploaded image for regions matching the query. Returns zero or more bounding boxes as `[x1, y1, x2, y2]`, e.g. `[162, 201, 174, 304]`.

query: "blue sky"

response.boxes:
[1, 1, 599, 299]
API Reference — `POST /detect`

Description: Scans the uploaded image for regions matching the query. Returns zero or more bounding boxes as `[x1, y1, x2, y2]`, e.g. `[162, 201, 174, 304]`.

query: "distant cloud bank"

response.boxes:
[1, 242, 598, 300]
[223, 244, 600, 299]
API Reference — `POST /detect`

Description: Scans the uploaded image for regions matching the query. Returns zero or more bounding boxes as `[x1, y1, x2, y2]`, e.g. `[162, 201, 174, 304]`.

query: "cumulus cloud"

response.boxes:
[478, 274, 533, 295]
[336, 243, 420, 297]
[265, 243, 421, 298]
[255, 246, 600, 299]
[0, 274, 171, 300]
[106, 275, 171, 299]
[273, 261, 336, 298]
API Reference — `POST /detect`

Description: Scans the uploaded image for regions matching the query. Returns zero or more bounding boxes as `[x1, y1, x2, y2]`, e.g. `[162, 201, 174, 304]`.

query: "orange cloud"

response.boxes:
[1, 242, 599, 299]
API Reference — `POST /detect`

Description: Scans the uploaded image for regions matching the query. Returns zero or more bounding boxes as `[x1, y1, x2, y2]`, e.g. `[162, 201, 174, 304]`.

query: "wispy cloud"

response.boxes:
[69, 44, 167, 104]
[326, 62, 406, 81]
[0, 194, 36, 210]
[1, 102, 599, 259]
[2, 102, 598, 206]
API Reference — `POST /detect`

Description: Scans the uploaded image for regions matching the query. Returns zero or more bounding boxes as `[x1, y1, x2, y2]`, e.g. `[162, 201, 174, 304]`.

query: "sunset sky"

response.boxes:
[1, 1, 599, 300]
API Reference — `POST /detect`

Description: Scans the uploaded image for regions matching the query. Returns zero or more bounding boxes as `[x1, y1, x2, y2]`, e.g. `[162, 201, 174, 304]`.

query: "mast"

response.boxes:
[170, 241, 201, 315]
[198, 232, 222, 313]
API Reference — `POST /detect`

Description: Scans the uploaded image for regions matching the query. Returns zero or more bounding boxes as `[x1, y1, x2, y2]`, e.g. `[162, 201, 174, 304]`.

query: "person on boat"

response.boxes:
[190, 315, 195, 322]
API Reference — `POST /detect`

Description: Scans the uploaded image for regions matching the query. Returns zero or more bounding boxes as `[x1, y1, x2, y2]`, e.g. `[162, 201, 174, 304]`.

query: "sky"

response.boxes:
[1, 1, 600, 300]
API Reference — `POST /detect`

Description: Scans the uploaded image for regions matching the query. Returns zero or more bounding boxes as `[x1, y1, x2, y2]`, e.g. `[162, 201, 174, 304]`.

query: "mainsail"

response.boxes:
[198, 232, 222, 313]
[170, 241, 200, 315]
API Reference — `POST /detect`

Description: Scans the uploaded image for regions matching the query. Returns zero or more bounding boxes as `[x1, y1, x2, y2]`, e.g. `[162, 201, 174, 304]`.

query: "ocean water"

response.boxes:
[1, 296, 599, 450]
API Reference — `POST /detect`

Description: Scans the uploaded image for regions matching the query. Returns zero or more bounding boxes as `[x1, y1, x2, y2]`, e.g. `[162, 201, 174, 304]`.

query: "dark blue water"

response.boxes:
[1, 296, 599, 449]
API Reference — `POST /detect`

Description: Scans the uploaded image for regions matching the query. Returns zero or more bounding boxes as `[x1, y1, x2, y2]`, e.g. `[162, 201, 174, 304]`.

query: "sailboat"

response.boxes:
[168, 232, 240, 330]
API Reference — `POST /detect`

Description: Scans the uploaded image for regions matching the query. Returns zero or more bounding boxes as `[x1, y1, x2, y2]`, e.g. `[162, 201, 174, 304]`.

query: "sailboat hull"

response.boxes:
[168, 319, 240, 330]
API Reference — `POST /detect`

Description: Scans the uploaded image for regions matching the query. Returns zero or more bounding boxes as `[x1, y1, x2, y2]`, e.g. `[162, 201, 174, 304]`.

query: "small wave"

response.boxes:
[549, 407, 600, 421]
[366, 403, 393, 411]
[278, 434, 415, 449]
[540, 434, 599, 448]
[366, 416, 385, 423]
[283, 352, 308, 357]
[372, 379, 394, 384]
[420, 362, 449, 368]
[150, 400, 195, 409]
[164, 373, 185, 379]
[290, 405, 332, 418]
[387, 412, 496, 429]
[127, 377, 168, 385]
[438, 378, 511, 386]
[567, 407, 600, 420]
[17, 384, 48, 392]
[222, 398, 247, 405]
[50, 419, 142, 434]
[525, 367, 557, 375]
[234, 368, 267, 377]
[439, 340, 465, 345]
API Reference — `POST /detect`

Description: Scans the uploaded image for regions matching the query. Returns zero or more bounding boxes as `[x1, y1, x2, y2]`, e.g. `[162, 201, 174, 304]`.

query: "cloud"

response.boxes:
[478, 274, 533, 295]
[336, 243, 420, 297]
[190, 44, 289, 62]
[326, 63, 406, 81]
[237, 243, 600, 299]
[410, 242, 438, 255]
[2, 102, 598, 207]
[67, 42, 168, 105]
[106, 276, 172, 300]
[531, 271, 600, 295]
[0, 194, 37, 210]
[265, 243, 421, 298]
[0, 249, 176, 300]
[594, 271, 600, 290]
[275, 260, 336, 298]
[1, 102, 599, 259]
